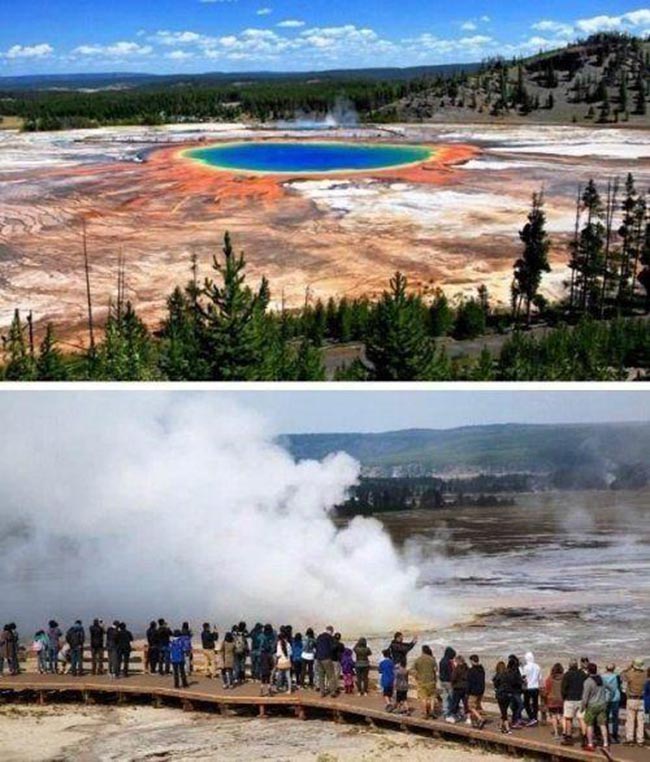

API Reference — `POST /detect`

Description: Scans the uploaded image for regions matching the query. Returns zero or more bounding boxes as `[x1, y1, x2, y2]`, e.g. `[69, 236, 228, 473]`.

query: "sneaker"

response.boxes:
[501, 729, 512, 735]
[527, 719, 538, 727]
[465, 718, 473, 726]
[445, 717, 457, 724]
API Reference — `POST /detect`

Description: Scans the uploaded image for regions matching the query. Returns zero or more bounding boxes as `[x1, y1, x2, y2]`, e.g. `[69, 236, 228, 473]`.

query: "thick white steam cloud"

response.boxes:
[0, 393, 433, 634]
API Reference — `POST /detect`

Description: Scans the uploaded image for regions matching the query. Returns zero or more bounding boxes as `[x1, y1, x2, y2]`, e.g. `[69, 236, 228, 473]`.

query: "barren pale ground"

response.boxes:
[1, 122, 650, 342]
[0, 705, 509, 762]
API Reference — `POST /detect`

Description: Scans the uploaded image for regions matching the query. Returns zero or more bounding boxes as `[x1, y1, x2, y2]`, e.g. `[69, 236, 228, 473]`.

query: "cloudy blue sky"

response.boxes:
[2, 2, 650, 75]
[6, 389, 646, 434]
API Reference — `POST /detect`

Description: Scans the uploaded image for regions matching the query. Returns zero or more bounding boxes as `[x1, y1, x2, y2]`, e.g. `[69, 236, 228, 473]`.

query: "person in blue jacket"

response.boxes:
[379, 649, 396, 710]
[644, 667, 650, 719]
[170, 629, 190, 689]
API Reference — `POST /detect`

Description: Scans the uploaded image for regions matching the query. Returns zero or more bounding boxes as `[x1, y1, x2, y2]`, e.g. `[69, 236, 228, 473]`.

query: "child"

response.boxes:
[341, 647, 355, 694]
[170, 630, 189, 689]
[58, 643, 71, 675]
[395, 661, 412, 714]
[379, 649, 396, 711]
[32, 630, 48, 674]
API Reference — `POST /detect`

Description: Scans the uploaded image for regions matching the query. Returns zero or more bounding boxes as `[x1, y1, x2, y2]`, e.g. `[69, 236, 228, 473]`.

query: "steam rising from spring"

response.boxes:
[274, 95, 359, 130]
[0, 394, 433, 634]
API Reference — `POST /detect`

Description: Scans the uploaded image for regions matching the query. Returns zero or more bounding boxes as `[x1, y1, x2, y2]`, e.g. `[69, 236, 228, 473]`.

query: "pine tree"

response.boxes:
[619, 72, 629, 113]
[336, 297, 353, 343]
[36, 323, 68, 380]
[364, 272, 436, 381]
[454, 299, 486, 340]
[617, 173, 639, 310]
[576, 181, 606, 315]
[96, 301, 156, 380]
[513, 192, 551, 324]
[2, 309, 37, 381]
[598, 91, 611, 123]
[429, 289, 454, 337]
[291, 338, 326, 381]
[160, 284, 208, 380]
[635, 73, 647, 115]
[201, 232, 269, 380]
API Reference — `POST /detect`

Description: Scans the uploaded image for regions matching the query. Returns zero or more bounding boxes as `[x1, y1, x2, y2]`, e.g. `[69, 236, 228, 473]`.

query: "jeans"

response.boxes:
[222, 667, 234, 688]
[439, 682, 452, 715]
[233, 653, 246, 682]
[607, 700, 620, 740]
[276, 668, 292, 692]
[148, 646, 159, 673]
[48, 647, 59, 673]
[118, 650, 130, 677]
[292, 660, 302, 685]
[449, 688, 468, 717]
[524, 689, 540, 721]
[70, 646, 83, 675]
[158, 645, 171, 675]
[91, 647, 104, 675]
[251, 651, 260, 680]
[302, 659, 315, 688]
[173, 662, 188, 689]
[510, 693, 524, 723]
[37, 649, 48, 673]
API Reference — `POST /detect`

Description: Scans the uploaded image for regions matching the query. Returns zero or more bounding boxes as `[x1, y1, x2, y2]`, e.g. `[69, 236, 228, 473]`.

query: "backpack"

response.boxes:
[234, 633, 247, 655]
[67, 627, 83, 648]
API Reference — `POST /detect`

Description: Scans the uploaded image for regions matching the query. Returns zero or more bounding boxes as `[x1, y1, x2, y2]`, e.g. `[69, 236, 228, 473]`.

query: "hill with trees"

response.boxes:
[283, 422, 650, 490]
[391, 32, 650, 125]
[5, 34, 650, 129]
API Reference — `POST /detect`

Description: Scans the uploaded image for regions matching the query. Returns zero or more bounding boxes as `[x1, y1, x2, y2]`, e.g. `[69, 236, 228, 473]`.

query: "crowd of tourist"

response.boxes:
[2, 619, 649, 752]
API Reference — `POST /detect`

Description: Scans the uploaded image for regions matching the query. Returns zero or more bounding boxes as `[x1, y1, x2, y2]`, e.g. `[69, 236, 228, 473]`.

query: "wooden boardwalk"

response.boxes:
[0, 673, 647, 761]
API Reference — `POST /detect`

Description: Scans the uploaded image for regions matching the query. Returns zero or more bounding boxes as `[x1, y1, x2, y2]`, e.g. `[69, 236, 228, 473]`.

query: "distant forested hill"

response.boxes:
[282, 423, 650, 488]
[394, 32, 650, 125]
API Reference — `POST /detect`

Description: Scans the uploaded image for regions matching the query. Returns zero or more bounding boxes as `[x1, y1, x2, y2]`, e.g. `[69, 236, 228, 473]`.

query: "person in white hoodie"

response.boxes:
[521, 651, 542, 726]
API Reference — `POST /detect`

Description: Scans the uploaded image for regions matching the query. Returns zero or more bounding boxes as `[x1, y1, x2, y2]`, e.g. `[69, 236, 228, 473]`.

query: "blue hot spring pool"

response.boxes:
[184, 141, 433, 175]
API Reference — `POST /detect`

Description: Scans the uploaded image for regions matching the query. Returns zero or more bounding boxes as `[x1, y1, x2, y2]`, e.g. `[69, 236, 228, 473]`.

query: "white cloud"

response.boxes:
[532, 20, 574, 37]
[257, 7, 272, 15]
[72, 41, 153, 58]
[461, 21, 477, 31]
[576, 8, 650, 35]
[277, 19, 306, 28]
[2, 43, 53, 59]
[166, 50, 194, 60]
[154, 30, 205, 46]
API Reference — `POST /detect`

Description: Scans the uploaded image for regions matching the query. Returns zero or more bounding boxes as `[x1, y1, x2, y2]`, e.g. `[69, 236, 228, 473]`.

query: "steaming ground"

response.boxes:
[0, 393, 437, 634]
[378, 491, 650, 665]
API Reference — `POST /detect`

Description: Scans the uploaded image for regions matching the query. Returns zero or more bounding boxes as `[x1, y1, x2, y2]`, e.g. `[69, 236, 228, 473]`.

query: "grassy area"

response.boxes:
[0, 115, 23, 130]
